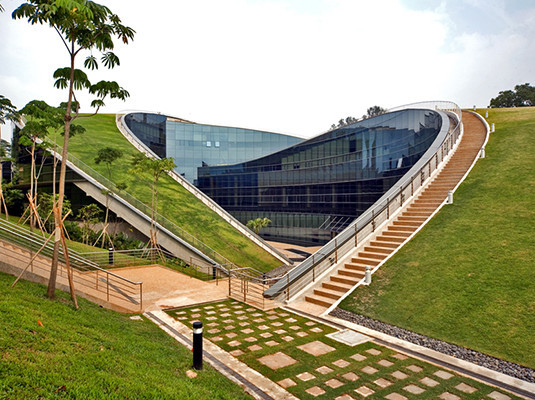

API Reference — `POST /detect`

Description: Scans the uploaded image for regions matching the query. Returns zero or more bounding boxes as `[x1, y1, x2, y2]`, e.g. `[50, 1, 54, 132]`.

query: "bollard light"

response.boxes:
[364, 266, 371, 285]
[108, 247, 114, 265]
[491, 123, 495, 133]
[485, 110, 488, 118]
[193, 321, 203, 370]
[448, 190, 453, 204]
[480, 148, 485, 158]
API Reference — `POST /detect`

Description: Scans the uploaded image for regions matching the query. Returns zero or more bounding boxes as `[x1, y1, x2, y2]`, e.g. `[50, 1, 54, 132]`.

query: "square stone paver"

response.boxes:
[378, 359, 394, 367]
[296, 331, 309, 337]
[391, 370, 409, 380]
[253, 318, 265, 323]
[230, 349, 244, 357]
[285, 317, 297, 322]
[224, 325, 236, 330]
[332, 359, 351, 368]
[258, 325, 270, 330]
[272, 322, 283, 327]
[244, 336, 257, 342]
[205, 316, 217, 321]
[260, 332, 273, 338]
[361, 366, 379, 374]
[225, 332, 237, 339]
[208, 329, 220, 334]
[227, 340, 241, 347]
[403, 384, 425, 395]
[305, 321, 316, 326]
[384, 393, 408, 400]
[258, 352, 296, 370]
[289, 325, 301, 330]
[211, 336, 223, 342]
[277, 378, 297, 389]
[434, 370, 454, 380]
[251, 313, 262, 317]
[354, 386, 374, 397]
[325, 378, 344, 389]
[296, 372, 315, 382]
[239, 322, 249, 327]
[366, 348, 381, 355]
[336, 395, 355, 400]
[420, 377, 440, 387]
[282, 336, 294, 342]
[267, 315, 279, 320]
[248, 344, 262, 351]
[237, 315, 248, 320]
[392, 353, 408, 360]
[439, 392, 460, 400]
[342, 372, 359, 382]
[315, 366, 334, 375]
[241, 328, 254, 334]
[266, 340, 279, 347]
[274, 329, 287, 334]
[455, 382, 477, 394]
[406, 364, 423, 373]
[207, 322, 219, 327]
[374, 378, 392, 388]
[297, 341, 336, 356]
[488, 391, 511, 400]
[310, 327, 323, 333]
[350, 353, 367, 362]
[327, 329, 371, 346]
[306, 386, 326, 397]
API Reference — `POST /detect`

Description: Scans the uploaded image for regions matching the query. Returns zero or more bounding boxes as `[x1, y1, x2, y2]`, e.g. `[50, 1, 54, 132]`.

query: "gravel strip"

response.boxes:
[331, 308, 535, 383]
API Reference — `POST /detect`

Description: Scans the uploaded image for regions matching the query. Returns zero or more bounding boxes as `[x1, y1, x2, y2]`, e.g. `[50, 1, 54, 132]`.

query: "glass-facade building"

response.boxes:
[124, 113, 303, 183]
[125, 109, 443, 245]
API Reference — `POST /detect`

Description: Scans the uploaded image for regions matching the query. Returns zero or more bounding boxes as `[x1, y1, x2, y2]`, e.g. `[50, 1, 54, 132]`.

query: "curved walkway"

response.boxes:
[300, 111, 488, 311]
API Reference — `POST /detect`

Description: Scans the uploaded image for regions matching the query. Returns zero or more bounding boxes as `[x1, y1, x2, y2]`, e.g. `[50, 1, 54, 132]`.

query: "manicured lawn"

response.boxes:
[45, 114, 281, 273]
[0, 271, 252, 400]
[167, 300, 520, 400]
[339, 107, 535, 368]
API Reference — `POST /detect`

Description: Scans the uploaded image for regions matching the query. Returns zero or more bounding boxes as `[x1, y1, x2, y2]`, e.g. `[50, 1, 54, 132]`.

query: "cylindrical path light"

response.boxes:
[193, 321, 203, 370]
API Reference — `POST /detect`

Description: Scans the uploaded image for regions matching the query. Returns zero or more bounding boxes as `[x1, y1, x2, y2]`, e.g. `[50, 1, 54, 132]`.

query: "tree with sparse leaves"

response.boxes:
[130, 155, 176, 249]
[12, 0, 135, 300]
[0, 95, 19, 219]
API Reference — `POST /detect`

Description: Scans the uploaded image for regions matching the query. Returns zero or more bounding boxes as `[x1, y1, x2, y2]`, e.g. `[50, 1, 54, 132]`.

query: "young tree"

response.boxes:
[13, 1, 134, 299]
[246, 217, 271, 235]
[130, 155, 176, 249]
[76, 203, 101, 245]
[94, 146, 123, 247]
[0, 95, 19, 219]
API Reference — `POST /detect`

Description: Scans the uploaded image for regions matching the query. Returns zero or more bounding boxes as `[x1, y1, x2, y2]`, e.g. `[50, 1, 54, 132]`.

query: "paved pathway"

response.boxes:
[157, 299, 523, 400]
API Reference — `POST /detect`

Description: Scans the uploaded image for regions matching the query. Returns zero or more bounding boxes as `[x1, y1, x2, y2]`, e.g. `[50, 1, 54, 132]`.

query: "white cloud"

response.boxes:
[1, 0, 534, 137]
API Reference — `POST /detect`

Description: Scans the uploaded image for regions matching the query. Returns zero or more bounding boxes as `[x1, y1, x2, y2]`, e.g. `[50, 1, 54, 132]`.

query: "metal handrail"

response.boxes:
[264, 101, 462, 299]
[0, 218, 143, 309]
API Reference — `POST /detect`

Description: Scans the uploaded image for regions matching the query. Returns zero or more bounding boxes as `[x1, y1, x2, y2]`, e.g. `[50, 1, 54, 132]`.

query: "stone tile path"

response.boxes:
[166, 300, 521, 400]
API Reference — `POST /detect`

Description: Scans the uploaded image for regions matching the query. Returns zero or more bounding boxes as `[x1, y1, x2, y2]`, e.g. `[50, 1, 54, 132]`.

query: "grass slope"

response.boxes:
[49, 114, 280, 272]
[0, 271, 251, 400]
[339, 107, 535, 369]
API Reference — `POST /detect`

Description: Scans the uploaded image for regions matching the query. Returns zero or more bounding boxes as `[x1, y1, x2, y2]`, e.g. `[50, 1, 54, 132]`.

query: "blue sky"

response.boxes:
[1, 0, 534, 137]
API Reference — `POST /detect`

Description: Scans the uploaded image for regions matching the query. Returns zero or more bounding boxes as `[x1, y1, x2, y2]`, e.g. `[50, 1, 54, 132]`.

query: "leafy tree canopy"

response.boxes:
[489, 83, 535, 108]
[0, 95, 19, 124]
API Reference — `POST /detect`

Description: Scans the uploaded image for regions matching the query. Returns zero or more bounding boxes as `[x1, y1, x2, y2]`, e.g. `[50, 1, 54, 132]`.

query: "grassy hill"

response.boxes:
[46, 114, 281, 273]
[339, 107, 535, 369]
[0, 271, 251, 399]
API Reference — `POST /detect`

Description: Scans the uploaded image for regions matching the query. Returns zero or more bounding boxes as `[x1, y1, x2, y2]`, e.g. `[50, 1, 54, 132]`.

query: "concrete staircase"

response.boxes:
[304, 111, 487, 308]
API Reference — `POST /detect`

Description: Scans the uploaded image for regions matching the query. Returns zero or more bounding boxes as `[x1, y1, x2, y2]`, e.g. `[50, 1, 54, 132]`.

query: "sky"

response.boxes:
[1, 0, 534, 138]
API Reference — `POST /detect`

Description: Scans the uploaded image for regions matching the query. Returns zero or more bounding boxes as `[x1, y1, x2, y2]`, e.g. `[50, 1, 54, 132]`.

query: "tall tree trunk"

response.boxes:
[47, 44, 75, 299]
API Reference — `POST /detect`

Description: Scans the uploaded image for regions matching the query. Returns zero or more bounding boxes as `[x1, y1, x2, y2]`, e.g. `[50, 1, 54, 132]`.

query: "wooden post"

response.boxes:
[354, 224, 358, 247]
[334, 238, 338, 264]
[372, 209, 375, 232]
[387, 198, 390, 220]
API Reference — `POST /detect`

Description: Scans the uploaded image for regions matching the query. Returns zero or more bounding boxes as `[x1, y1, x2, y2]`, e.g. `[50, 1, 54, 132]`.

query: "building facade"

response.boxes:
[126, 109, 444, 245]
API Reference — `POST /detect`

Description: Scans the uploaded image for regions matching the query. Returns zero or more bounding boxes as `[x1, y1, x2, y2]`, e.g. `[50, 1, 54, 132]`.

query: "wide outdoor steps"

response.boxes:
[304, 111, 487, 309]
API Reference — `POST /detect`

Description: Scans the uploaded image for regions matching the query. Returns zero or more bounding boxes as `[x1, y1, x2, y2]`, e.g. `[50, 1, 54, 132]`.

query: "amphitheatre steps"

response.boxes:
[302, 111, 487, 309]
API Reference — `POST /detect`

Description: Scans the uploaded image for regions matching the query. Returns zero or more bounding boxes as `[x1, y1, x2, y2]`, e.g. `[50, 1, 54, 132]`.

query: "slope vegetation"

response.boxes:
[49, 114, 280, 272]
[339, 107, 535, 369]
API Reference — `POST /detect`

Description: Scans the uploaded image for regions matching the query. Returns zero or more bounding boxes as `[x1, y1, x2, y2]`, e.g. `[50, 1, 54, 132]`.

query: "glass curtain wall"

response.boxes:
[197, 109, 442, 245]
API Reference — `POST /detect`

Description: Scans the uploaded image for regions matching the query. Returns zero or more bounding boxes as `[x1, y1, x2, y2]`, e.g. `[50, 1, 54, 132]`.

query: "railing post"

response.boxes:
[286, 274, 290, 301]
[411, 178, 414, 197]
[371, 210, 375, 232]
[354, 224, 358, 247]
[139, 282, 143, 312]
[386, 198, 390, 220]
[312, 255, 316, 282]
[334, 238, 338, 264]
[400, 186, 403, 207]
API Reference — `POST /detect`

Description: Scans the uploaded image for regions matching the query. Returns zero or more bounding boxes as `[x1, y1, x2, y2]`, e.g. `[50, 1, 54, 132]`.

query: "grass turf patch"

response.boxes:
[44, 114, 281, 273]
[339, 107, 535, 369]
[0, 271, 252, 400]
[167, 300, 520, 400]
